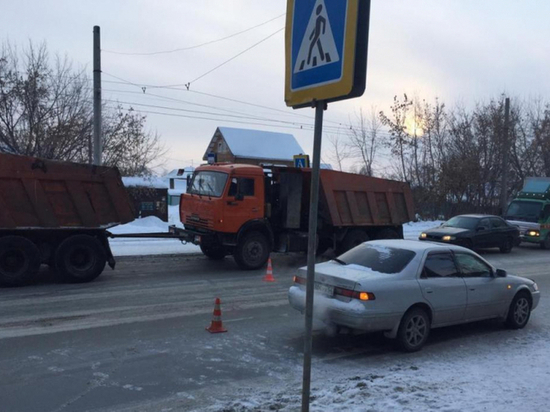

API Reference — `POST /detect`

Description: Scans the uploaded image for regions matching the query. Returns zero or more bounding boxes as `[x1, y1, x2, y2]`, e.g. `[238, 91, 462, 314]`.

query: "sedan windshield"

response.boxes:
[442, 216, 478, 229]
[187, 171, 228, 197]
[336, 244, 416, 274]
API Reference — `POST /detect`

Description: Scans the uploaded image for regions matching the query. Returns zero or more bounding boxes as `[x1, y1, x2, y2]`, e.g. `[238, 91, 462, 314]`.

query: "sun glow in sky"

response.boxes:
[404, 114, 424, 137]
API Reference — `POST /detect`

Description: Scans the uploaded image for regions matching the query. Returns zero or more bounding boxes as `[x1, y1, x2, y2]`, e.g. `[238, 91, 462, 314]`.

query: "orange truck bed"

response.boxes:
[0, 153, 134, 230]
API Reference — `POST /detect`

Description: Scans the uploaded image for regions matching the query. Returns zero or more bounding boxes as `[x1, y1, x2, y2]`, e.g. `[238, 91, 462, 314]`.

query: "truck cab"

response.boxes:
[180, 164, 271, 269]
[505, 177, 550, 249]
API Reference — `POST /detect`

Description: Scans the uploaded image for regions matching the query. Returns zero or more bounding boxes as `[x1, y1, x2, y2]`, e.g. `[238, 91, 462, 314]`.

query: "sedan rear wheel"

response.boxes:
[505, 292, 531, 329]
[499, 237, 513, 254]
[396, 308, 430, 352]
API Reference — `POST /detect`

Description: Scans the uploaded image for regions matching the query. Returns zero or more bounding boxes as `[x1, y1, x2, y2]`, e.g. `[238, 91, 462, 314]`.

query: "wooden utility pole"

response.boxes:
[500, 97, 511, 213]
[93, 26, 102, 166]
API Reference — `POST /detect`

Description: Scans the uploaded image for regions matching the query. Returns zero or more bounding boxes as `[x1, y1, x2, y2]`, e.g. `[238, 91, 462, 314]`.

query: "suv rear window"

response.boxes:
[337, 244, 416, 274]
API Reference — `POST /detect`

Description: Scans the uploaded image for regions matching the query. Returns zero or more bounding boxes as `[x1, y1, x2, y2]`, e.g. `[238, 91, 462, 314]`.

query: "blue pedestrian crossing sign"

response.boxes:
[293, 154, 310, 168]
[285, 0, 370, 108]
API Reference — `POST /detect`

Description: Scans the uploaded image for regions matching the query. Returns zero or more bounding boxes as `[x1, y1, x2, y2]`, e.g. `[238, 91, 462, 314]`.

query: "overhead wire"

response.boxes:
[102, 13, 285, 56]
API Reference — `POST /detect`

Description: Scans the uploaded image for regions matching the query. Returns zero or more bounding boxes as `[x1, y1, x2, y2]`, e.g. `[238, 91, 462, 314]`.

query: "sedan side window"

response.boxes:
[422, 253, 459, 278]
[478, 218, 491, 230]
[490, 218, 505, 228]
[455, 254, 492, 278]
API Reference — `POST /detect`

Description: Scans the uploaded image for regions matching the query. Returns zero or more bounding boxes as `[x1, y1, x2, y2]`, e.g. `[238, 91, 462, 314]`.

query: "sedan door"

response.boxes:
[455, 252, 509, 320]
[474, 218, 493, 248]
[417, 252, 467, 326]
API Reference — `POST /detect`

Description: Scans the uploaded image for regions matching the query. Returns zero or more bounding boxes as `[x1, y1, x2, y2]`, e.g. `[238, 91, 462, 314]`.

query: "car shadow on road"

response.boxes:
[286, 319, 512, 361]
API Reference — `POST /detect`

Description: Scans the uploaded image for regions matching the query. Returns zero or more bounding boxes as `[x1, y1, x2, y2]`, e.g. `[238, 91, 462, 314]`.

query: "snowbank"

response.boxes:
[108, 219, 444, 257]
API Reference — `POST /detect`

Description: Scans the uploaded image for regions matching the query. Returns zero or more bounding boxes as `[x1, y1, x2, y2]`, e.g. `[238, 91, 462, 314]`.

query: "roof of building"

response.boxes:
[204, 127, 305, 161]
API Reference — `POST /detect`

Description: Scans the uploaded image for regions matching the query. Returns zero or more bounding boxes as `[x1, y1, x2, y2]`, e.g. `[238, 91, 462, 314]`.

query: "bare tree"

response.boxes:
[348, 107, 380, 176]
[0, 40, 164, 175]
[325, 132, 350, 171]
[379, 94, 413, 182]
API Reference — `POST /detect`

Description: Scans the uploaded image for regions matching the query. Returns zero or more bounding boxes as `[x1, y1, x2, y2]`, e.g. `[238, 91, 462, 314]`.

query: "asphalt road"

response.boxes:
[1, 244, 549, 412]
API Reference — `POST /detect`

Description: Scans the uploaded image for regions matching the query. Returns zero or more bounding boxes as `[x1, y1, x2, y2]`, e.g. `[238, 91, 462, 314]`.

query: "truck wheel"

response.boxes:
[55, 235, 107, 283]
[377, 228, 399, 239]
[338, 230, 368, 255]
[540, 235, 550, 250]
[234, 231, 270, 270]
[0, 236, 41, 287]
[200, 243, 226, 260]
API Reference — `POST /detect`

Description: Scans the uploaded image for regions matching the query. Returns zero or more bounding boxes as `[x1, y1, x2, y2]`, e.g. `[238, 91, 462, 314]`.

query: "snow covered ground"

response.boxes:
[200, 325, 550, 412]
[109, 212, 444, 257]
[108, 206, 200, 256]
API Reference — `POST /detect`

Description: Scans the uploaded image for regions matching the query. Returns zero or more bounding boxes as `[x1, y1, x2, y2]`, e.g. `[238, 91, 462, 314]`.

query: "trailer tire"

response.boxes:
[338, 230, 369, 255]
[200, 243, 226, 260]
[0, 236, 41, 287]
[55, 235, 107, 283]
[234, 231, 270, 270]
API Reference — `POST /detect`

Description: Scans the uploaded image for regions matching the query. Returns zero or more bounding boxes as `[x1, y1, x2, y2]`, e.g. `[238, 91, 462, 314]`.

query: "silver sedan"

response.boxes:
[288, 240, 540, 352]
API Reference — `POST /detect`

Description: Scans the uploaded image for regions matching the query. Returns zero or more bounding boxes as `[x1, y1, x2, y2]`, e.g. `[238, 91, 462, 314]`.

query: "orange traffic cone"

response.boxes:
[263, 257, 275, 282]
[206, 297, 227, 333]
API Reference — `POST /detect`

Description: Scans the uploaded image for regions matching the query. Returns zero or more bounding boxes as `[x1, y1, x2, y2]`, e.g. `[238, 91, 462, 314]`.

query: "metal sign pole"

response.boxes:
[301, 99, 326, 412]
[93, 25, 102, 166]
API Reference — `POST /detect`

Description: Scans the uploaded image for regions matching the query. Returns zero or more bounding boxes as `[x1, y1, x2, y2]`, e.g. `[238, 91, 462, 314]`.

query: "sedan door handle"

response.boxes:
[469, 288, 476, 291]
[424, 287, 433, 294]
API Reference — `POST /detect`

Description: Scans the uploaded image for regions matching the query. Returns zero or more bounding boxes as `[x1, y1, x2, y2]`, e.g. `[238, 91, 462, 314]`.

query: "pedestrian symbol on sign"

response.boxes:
[294, 0, 340, 73]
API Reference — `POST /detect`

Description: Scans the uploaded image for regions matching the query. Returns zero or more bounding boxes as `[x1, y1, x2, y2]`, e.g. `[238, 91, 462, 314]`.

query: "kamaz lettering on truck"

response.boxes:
[505, 177, 550, 249]
[177, 164, 415, 270]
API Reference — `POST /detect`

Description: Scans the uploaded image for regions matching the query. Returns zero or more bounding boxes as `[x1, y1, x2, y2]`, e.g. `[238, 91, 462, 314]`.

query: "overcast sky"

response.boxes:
[2, 0, 550, 173]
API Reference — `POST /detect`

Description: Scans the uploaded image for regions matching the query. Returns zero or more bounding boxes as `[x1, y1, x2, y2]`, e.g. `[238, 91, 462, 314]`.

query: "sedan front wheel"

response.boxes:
[505, 292, 531, 329]
[396, 307, 431, 352]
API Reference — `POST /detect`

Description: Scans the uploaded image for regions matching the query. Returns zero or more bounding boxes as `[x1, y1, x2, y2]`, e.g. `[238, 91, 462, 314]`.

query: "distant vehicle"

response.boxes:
[288, 240, 540, 352]
[505, 177, 550, 249]
[174, 163, 415, 270]
[419, 214, 519, 253]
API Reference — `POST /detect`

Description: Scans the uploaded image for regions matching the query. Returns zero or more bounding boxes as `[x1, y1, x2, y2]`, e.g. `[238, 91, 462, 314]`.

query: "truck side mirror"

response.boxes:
[235, 193, 244, 201]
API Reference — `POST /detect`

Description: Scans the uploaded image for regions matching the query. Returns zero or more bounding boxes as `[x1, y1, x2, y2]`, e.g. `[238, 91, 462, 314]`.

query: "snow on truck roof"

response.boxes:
[214, 127, 305, 161]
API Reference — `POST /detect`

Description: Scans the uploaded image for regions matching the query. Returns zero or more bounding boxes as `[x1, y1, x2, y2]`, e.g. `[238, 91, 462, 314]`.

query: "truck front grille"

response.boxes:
[185, 214, 212, 229]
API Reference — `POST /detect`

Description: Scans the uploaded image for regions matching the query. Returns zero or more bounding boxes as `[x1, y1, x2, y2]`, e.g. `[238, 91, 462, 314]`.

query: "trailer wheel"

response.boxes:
[234, 231, 270, 270]
[55, 235, 107, 283]
[200, 243, 226, 260]
[0, 236, 41, 287]
[338, 230, 369, 255]
[377, 228, 399, 239]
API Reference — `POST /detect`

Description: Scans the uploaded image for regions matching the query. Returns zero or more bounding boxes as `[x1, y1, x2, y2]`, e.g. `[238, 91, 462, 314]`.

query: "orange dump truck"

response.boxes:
[177, 164, 414, 270]
[0, 153, 134, 286]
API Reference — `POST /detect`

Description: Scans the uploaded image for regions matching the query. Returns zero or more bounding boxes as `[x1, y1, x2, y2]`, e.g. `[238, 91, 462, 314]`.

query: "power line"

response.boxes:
[102, 13, 285, 56]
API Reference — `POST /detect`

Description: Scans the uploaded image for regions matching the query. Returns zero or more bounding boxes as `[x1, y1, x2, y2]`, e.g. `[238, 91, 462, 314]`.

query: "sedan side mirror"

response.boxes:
[476, 226, 486, 232]
[496, 269, 507, 277]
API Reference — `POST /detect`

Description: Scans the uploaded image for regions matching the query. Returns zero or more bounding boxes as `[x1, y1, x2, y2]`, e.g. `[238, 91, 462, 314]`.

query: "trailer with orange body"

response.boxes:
[0, 153, 134, 286]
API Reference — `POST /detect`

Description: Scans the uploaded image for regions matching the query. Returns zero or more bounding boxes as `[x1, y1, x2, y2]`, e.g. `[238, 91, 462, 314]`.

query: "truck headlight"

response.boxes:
[528, 230, 540, 237]
[442, 235, 455, 241]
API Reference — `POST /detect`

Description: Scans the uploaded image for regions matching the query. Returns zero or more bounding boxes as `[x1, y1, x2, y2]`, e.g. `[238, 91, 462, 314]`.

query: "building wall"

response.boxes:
[126, 187, 168, 221]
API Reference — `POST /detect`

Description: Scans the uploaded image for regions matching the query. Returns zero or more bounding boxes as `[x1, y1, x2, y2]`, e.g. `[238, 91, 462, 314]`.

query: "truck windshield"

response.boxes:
[336, 244, 416, 274]
[187, 171, 228, 197]
[506, 201, 542, 222]
[442, 216, 478, 229]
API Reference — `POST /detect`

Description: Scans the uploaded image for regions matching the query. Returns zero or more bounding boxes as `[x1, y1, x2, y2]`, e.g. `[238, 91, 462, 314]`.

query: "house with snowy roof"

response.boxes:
[202, 127, 306, 167]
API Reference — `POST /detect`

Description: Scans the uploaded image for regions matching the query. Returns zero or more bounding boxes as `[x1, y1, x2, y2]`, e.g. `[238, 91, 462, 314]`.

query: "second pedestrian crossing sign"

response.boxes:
[285, 0, 370, 108]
